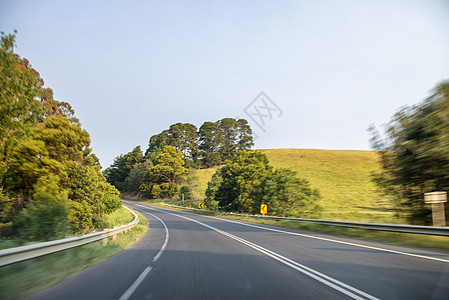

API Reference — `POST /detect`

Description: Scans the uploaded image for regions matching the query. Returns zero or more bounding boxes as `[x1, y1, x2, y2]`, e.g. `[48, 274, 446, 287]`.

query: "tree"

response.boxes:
[168, 123, 198, 161]
[217, 118, 254, 163]
[370, 81, 449, 224]
[105, 146, 143, 191]
[0, 32, 42, 180]
[145, 124, 198, 167]
[0, 32, 121, 238]
[140, 146, 188, 198]
[206, 151, 322, 216]
[143, 118, 254, 169]
[144, 130, 172, 159]
[212, 151, 273, 213]
[197, 121, 223, 167]
[204, 168, 223, 210]
[236, 119, 254, 151]
[122, 160, 152, 193]
[0, 32, 77, 174]
[218, 118, 239, 160]
[263, 168, 321, 217]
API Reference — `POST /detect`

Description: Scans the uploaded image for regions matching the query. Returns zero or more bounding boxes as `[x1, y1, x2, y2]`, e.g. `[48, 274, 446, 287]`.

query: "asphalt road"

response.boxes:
[33, 201, 449, 300]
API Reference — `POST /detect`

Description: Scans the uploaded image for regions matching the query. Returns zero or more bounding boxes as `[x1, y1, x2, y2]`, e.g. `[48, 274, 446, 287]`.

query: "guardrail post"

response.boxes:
[102, 238, 108, 246]
[112, 234, 117, 241]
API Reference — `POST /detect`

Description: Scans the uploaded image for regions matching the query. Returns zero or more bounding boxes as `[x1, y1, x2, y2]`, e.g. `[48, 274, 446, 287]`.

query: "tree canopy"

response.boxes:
[0, 32, 121, 240]
[370, 80, 449, 224]
[144, 118, 254, 168]
[140, 145, 187, 199]
[206, 151, 321, 216]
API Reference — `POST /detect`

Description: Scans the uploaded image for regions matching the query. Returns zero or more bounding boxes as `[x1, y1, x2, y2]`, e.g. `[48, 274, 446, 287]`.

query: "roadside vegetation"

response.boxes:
[191, 149, 395, 223]
[0, 32, 122, 244]
[0, 209, 147, 300]
[370, 81, 449, 225]
[139, 201, 449, 253]
[0, 33, 148, 299]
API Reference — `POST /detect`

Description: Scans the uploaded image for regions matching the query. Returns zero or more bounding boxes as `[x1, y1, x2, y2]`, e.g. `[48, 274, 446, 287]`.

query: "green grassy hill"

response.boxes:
[189, 149, 398, 223]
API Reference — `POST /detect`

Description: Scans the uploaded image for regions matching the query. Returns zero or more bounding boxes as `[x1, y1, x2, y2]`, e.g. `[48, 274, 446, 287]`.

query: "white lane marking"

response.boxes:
[149, 204, 449, 264]
[118, 266, 152, 300]
[148, 212, 169, 262]
[152, 207, 378, 300]
[202, 213, 449, 264]
[118, 208, 169, 300]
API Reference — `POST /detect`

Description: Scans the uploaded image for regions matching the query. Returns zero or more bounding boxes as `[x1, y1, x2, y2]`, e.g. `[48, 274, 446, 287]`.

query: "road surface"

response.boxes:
[33, 201, 449, 299]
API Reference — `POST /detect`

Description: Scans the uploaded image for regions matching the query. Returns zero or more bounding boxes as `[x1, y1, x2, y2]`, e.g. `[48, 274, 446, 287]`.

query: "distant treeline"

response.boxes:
[0, 32, 121, 241]
[104, 117, 254, 194]
[146, 118, 253, 168]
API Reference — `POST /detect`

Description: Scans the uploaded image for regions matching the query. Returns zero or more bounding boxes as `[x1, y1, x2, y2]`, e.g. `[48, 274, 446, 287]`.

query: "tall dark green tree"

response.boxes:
[168, 123, 198, 166]
[217, 118, 254, 162]
[213, 151, 273, 213]
[140, 146, 188, 198]
[144, 130, 172, 159]
[144, 118, 254, 169]
[145, 123, 198, 166]
[370, 80, 449, 224]
[122, 160, 152, 193]
[218, 118, 239, 160]
[236, 119, 254, 151]
[105, 146, 143, 191]
[197, 121, 222, 167]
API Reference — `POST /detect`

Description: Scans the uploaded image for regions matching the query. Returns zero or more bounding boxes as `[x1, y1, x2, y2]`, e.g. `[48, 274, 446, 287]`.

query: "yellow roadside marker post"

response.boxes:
[260, 204, 267, 216]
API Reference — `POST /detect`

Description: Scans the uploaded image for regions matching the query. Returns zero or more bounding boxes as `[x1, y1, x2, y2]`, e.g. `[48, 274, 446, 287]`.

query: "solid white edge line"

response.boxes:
[153, 207, 378, 300]
[118, 205, 170, 300]
[200, 213, 449, 264]
[149, 204, 449, 264]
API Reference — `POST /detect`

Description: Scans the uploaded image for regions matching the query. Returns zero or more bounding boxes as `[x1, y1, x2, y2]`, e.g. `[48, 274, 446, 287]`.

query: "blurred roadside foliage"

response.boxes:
[370, 81, 449, 225]
[205, 151, 322, 217]
[0, 32, 121, 241]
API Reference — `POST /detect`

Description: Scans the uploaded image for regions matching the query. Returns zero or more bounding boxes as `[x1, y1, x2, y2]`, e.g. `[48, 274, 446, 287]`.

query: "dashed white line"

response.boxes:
[118, 266, 152, 300]
[152, 207, 379, 300]
[149, 212, 169, 262]
[118, 208, 169, 300]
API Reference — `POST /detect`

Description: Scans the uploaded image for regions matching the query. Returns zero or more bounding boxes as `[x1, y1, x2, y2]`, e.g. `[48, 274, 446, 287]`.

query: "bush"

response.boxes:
[15, 204, 70, 242]
[179, 185, 193, 199]
[69, 201, 92, 233]
[92, 214, 110, 230]
[102, 183, 122, 214]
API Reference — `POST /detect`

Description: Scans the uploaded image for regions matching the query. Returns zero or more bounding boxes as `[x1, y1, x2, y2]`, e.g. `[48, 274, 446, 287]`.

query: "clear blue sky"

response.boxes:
[1, 0, 448, 168]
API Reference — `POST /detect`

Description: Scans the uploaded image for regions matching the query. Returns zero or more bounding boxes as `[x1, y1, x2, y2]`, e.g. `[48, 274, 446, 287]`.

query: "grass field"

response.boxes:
[190, 149, 399, 223]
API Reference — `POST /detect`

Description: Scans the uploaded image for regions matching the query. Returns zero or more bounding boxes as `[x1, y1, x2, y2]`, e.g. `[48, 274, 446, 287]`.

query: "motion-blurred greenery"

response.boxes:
[0, 208, 147, 300]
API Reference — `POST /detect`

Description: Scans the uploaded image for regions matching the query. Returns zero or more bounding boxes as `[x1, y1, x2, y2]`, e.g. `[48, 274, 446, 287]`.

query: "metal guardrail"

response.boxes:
[0, 205, 140, 267]
[165, 204, 449, 237]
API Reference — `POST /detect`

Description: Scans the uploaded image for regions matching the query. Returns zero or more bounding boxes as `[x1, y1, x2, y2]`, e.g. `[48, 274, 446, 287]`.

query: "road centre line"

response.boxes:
[148, 204, 449, 264]
[118, 266, 152, 300]
[150, 212, 169, 262]
[150, 206, 378, 300]
[118, 210, 169, 300]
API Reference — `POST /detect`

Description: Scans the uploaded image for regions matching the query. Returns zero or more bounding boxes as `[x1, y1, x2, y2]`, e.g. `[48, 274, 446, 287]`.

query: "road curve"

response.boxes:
[32, 201, 449, 300]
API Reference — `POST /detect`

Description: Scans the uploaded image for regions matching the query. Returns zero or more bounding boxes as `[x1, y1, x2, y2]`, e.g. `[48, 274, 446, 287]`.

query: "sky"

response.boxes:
[1, 0, 448, 168]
